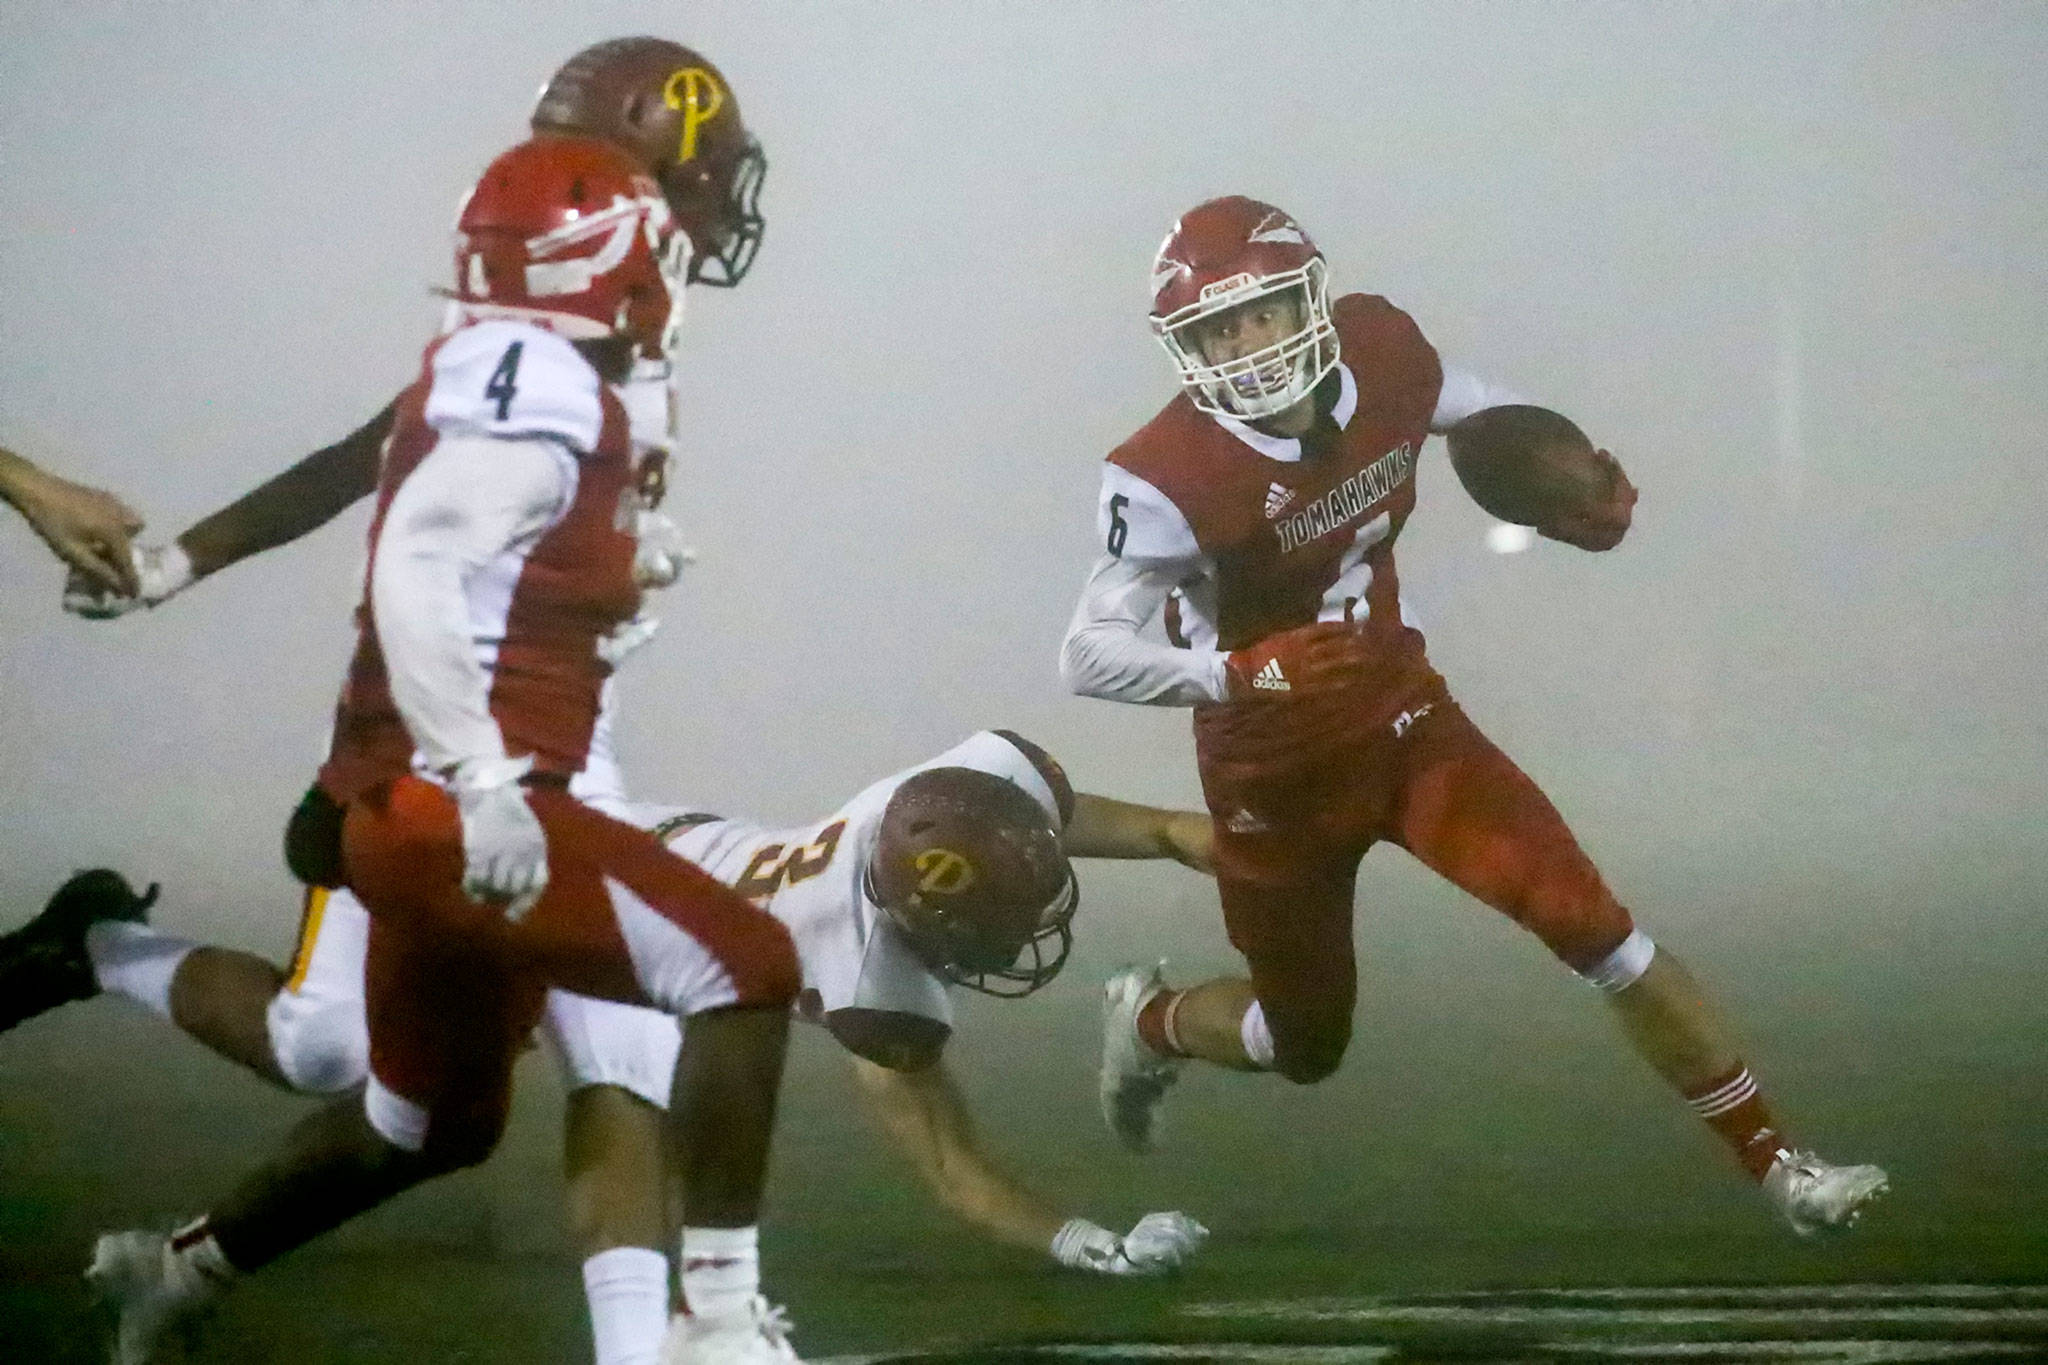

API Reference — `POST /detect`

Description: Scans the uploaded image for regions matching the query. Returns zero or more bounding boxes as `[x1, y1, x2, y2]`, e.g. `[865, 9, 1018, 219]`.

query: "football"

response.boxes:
[1444, 404, 1595, 526]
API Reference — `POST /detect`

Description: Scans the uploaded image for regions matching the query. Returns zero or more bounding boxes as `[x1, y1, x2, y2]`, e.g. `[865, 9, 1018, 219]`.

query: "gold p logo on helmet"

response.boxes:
[662, 67, 727, 163]
[913, 848, 976, 897]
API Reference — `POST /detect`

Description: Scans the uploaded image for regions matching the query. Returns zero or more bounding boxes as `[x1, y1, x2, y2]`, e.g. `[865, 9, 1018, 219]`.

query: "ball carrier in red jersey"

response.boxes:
[1061, 195, 1886, 1238]
[84, 138, 804, 1365]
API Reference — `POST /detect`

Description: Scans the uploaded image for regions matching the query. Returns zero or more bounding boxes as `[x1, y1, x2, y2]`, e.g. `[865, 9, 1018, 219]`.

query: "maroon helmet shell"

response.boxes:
[1150, 195, 1339, 419]
[531, 37, 764, 286]
[866, 767, 1077, 997]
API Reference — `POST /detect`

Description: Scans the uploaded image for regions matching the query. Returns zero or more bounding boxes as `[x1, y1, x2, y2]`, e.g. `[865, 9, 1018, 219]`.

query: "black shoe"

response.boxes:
[0, 869, 159, 1033]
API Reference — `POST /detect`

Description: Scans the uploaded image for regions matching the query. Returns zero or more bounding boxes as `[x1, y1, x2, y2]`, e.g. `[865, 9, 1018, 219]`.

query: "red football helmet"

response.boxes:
[864, 768, 1077, 998]
[451, 135, 685, 360]
[531, 37, 765, 287]
[1150, 196, 1339, 420]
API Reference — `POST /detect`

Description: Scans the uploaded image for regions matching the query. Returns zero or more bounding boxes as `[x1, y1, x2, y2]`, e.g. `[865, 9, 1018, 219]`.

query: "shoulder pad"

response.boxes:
[423, 321, 604, 454]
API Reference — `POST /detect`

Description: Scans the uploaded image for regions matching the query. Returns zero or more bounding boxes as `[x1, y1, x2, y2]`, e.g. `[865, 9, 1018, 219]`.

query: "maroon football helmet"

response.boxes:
[532, 37, 765, 287]
[864, 768, 1077, 998]
[452, 135, 684, 358]
[1150, 195, 1339, 420]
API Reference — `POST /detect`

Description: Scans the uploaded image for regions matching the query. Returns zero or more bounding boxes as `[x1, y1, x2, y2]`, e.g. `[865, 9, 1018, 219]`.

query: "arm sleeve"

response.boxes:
[371, 434, 574, 772]
[1060, 555, 1230, 706]
[1430, 364, 1532, 433]
[1058, 465, 1229, 706]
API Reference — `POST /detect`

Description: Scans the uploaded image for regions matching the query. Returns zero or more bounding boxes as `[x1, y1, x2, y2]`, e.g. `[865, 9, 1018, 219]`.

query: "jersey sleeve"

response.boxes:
[1059, 465, 1231, 707]
[1095, 463, 1202, 562]
[372, 432, 576, 772]
[423, 321, 605, 454]
[1431, 363, 1531, 433]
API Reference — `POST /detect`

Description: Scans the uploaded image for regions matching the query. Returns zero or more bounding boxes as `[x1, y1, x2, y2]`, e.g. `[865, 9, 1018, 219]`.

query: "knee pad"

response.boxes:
[1578, 928, 1655, 992]
[267, 991, 370, 1094]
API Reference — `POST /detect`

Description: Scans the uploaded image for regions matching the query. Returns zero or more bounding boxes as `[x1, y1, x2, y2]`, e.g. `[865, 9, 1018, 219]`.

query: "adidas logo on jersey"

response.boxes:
[1250, 658, 1289, 691]
[1264, 483, 1296, 519]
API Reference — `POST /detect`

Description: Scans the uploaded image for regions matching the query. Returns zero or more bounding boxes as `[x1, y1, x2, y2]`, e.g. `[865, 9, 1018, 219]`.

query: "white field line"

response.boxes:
[810, 1350, 1396, 1365]
[1179, 1304, 2048, 1329]
[1563, 1343, 2038, 1362]
[1432, 1285, 2048, 1304]
[1034, 1348, 1396, 1362]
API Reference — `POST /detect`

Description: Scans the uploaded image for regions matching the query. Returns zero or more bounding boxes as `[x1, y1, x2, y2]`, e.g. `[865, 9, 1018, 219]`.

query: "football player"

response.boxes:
[79, 134, 811, 1365]
[0, 445, 145, 595]
[55, 34, 763, 620]
[1061, 196, 1887, 1238]
[23, 730, 1217, 1364]
[0, 36, 776, 1365]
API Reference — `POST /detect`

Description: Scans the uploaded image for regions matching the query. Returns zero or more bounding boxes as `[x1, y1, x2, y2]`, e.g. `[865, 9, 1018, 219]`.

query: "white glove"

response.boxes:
[632, 508, 696, 590]
[1050, 1212, 1209, 1276]
[62, 542, 195, 618]
[450, 755, 548, 921]
[1119, 1211, 1210, 1272]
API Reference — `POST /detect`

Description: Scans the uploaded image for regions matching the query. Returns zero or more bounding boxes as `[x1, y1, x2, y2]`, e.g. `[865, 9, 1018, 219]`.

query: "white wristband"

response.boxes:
[1049, 1218, 1121, 1271]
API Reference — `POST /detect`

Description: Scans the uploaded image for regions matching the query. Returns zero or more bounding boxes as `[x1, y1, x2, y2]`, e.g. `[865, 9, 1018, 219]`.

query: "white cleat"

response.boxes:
[86, 1231, 217, 1365]
[1761, 1149, 1890, 1237]
[1100, 962, 1183, 1154]
[659, 1296, 802, 1365]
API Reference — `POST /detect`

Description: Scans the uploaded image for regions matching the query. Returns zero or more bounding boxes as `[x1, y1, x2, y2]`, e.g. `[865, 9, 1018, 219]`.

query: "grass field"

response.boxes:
[3, 863, 2043, 1363]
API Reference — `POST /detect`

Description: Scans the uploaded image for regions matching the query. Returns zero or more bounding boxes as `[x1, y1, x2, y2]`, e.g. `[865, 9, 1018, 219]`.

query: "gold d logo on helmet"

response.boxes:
[662, 67, 726, 163]
[913, 849, 977, 897]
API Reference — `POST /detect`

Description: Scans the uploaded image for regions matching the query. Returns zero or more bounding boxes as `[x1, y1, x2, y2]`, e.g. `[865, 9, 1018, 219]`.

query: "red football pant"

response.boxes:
[1200, 685, 1634, 1084]
[343, 776, 799, 1161]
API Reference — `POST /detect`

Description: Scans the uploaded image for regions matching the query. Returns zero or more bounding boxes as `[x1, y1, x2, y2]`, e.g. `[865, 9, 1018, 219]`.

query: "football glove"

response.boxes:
[62, 542, 195, 619]
[451, 755, 548, 921]
[1224, 620, 1374, 700]
[632, 508, 695, 590]
[1050, 1212, 1209, 1276]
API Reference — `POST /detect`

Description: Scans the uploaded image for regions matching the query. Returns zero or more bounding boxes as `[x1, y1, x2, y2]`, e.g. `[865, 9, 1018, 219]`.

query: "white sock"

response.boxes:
[679, 1225, 758, 1320]
[1239, 1000, 1276, 1070]
[581, 1246, 670, 1365]
[85, 921, 196, 1021]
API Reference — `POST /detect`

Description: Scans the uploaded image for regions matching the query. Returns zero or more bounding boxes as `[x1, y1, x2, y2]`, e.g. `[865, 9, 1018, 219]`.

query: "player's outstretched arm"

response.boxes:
[1064, 792, 1213, 874]
[178, 402, 394, 578]
[374, 432, 563, 919]
[848, 1053, 1207, 1274]
[0, 446, 144, 595]
[62, 401, 393, 617]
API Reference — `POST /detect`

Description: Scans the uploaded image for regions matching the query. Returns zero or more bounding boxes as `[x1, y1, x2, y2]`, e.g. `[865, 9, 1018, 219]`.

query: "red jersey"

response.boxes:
[319, 321, 640, 802]
[1100, 294, 1445, 749]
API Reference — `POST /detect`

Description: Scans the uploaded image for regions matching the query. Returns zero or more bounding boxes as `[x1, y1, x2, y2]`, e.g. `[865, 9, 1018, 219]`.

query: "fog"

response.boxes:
[1, 0, 2042, 1207]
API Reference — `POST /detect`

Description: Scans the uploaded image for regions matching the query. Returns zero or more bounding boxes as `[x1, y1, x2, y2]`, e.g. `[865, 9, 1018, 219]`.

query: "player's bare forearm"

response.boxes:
[1065, 792, 1214, 874]
[848, 1055, 1065, 1252]
[1, 445, 145, 594]
[174, 401, 393, 579]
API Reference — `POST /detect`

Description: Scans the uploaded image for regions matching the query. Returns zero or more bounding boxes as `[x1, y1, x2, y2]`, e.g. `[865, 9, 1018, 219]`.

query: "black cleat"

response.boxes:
[0, 869, 159, 1034]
